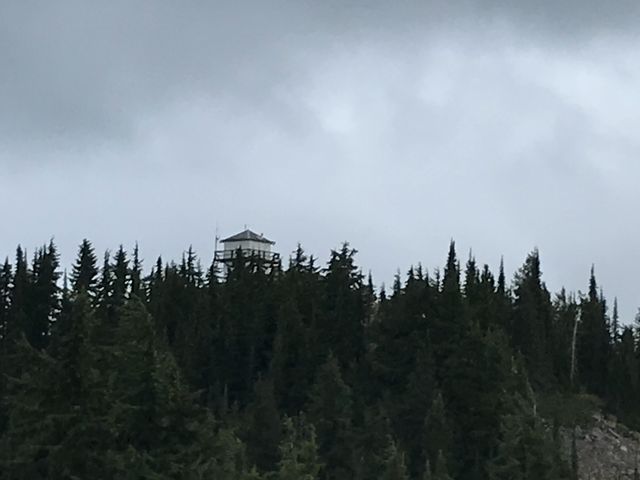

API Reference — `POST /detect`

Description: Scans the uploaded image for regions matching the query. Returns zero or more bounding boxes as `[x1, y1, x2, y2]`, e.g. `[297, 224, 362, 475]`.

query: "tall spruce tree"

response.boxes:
[319, 244, 365, 368]
[273, 415, 322, 480]
[432, 241, 467, 379]
[512, 250, 554, 386]
[242, 377, 282, 473]
[26, 241, 60, 349]
[70, 239, 99, 299]
[577, 267, 610, 396]
[308, 353, 355, 480]
[0, 258, 12, 348]
[380, 436, 410, 480]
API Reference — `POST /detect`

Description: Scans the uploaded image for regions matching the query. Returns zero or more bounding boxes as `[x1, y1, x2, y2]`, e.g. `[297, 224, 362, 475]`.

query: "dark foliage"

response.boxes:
[0, 238, 636, 478]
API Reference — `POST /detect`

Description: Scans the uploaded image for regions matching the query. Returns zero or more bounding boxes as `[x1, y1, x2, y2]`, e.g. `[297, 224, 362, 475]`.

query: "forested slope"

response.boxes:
[0, 239, 636, 479]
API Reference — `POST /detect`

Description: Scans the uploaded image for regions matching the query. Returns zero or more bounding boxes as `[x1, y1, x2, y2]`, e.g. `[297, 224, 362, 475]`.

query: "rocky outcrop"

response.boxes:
[565, 414, 640, 480]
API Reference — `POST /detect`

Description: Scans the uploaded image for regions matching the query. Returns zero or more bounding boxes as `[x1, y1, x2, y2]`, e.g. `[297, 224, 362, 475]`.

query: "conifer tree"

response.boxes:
[70, 239, 99, 299]
[400, 342, 437, 475]
[577, 267, 610, 395]
[551, 290, 578, 388]
[432, 241, 467, 378]
[0, 293, 112, 479]
[422, 460, 433, 480]
[8, 246, 30, 340]
[319, 244, 365, 367]
[351, 403, 395, 480]
[111, 245, 129, 308]
[512, 250, 554, 385]
[308, 353, 355, 480]
[495, 257, 512, 334]
[0, 258, 12, 347]
[433, 451, 453, 480]
[271, 296, 312, 414]
[0, 257, 11, 434]
[612, 297, 620, 343]
[131, 242, 143, 299]
[95, 250, 111, 319]
[487, 393, 570, 480]
[424, 392, 453, 471]
[380, 436, 410, 480]
[26, 241, 60, 349]
[242, 377, 282, 473]
[274, 415, 322, 480]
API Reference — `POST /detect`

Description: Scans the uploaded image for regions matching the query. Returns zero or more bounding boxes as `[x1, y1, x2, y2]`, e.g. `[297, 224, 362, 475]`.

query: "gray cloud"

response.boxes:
[2, 0, 639, 149]
[1, 1, 639, 321]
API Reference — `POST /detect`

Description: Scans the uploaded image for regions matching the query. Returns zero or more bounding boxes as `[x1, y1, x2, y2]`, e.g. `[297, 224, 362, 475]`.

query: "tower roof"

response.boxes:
[220, 229, 275, 245]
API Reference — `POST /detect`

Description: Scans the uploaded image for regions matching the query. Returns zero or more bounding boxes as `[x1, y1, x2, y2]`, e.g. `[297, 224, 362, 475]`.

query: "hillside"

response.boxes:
[568, 414, 640, 480]
[1, 240, 638, 479]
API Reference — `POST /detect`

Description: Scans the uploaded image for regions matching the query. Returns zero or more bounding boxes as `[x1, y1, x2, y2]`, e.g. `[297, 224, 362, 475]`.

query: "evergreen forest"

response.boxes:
[0, 239, 636, 479]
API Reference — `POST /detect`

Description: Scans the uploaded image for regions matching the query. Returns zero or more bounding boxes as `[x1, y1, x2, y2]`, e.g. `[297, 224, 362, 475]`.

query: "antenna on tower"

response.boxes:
[214, 222, 220, 253]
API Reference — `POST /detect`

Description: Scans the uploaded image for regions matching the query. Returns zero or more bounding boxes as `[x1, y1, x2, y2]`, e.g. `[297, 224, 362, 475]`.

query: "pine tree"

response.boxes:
[0, 257, 11, 434]
[512, 250, 554, 385]
[422, 460, 433, 480]
[107, 296, 254, 479]
[131, 242, 143, 299]
[0, 293, 112, 479]
[612, 297, 620, 343]
[26, 241, 60, 349]
[380, 436, 409, 480]
[8, 246, 30, 341]
[495, 257, 512, 335]
[486, 412, 525, 480]
[307, 353, 354, 480]
[432, 241, 467, 378]
[551, 290, 578, 389]
[423, 392, 453, 470]
[614, 327, 638, 414]
[577, 267, 610, 396]
[270, 296, 312, 414]
[111, 245, 129, 308]
[433, 451, 453, 480]
[242, 377, 282, 473]
[274, 415, 322, 480]
[351, 403, 394, 480]
[487, 394, 570, 480]
[319, 244, 365, 367]
[70, 239, 99, 299]
[0, 258, 12, 348]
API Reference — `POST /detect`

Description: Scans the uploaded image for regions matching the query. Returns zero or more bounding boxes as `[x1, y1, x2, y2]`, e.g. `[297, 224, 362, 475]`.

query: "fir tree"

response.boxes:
[380, 436, 410, 480]
[577, 267, 610, 396]
[131, 242, 143, 299]
[433, 451, 453, 480]
[424, 392, 453, 471]
[308, 353, 354, 480]
[274, 415, 322, 480]
[270, 296, 312, 414]
[242, 377, 282, 473]
[0, 258, 12, 348]
[70, 239, 99, 299]
[512, 250, 554, 386]
[111, 245, 129, 308]
[319, 244, 366, 367]
[26, 241, 60, 349]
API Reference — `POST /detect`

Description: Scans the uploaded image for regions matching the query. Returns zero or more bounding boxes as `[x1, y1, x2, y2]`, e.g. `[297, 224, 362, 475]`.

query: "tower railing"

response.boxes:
[214, 249, 279, 263]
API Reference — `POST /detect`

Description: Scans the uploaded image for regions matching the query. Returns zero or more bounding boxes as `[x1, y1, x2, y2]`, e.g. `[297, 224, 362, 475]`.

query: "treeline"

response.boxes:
[0, 239, 636, 479]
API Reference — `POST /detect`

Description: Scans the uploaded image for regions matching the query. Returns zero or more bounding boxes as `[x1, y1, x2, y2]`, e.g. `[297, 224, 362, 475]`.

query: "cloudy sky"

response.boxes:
[1, 1, 639, 320]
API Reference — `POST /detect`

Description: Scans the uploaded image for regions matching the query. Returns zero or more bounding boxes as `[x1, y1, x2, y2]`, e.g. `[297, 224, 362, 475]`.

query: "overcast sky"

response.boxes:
[1, 1, 639, 321]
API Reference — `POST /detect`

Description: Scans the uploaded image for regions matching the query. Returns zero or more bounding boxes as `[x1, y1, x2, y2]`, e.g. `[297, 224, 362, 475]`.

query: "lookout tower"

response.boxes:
[214, 229, 280, 273]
